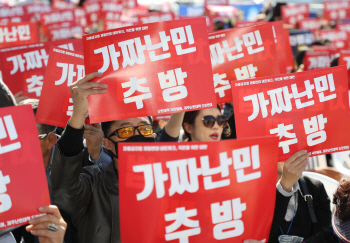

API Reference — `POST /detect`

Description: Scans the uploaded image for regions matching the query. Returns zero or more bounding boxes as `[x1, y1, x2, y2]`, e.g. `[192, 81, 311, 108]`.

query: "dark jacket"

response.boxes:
[50, 146, 120, 243]
[269, 176, 332, 242]
[304, 225, 338, 243]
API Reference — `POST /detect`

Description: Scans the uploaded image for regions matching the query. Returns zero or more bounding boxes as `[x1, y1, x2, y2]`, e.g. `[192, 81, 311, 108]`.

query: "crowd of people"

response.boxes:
[1, 0, 350, 243]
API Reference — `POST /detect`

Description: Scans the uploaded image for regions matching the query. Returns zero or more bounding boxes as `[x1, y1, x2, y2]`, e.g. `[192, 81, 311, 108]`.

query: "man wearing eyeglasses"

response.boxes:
[50, 72, 184, 243]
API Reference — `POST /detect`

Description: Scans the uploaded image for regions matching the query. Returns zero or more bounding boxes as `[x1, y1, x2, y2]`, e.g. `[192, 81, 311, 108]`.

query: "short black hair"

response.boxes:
[101, 116, 153, 138]
[273, 2, 286, 17]
[0, 89, 14, 108]
[331, 56, 339, 67]
[0, 79, 16, 108]
[295, 50, 307, 67]
[19, 99, 56, 134]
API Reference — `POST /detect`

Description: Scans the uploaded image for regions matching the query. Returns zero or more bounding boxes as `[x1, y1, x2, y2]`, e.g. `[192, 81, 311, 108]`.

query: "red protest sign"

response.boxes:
[312, 45, 338, 62]
[271, 21, 288, 74]
[100, 1, 123, 16]
[40, 9, 75, 37]
[0, 105, 50, 230]
[0, 22, 39, 49]
[281, 4, 309, 26]
[24, 3, 51, 22]
[178, 15, 213, 34]
[209, 23, 280, 104]
[74, 7, 87, 27]
[298, 18, 324, 31]
[316, 30, 349, 49]
[123, 0, 138, 9]
[206, 5, 236, 19]
[153, 114, 171, 121]
[323, 1, 350, 21]
[83, 1, 101, 26]
[36, 47, 85, 128]
[338, 50, 350, 89]
[102, 12, 122, 22]
[232, 66, 350, 161]
[40, 9, 75, 25]
[0, 39, 84, 98]
[337, 23, 350, 33]
[0, 6, 30, 24]
[52, 0, 76, 10]
[119, 137, 278, 243]
[303, 51, 331, 70]
[283, 29, 294, 72]
[235, 20, 267, 28]
[104, 20, 133, 30]
[137, 12, 175, 24]
[235, 21, 286, 74]
[47, 25, 84, 41]
[83, 17, 216, 123]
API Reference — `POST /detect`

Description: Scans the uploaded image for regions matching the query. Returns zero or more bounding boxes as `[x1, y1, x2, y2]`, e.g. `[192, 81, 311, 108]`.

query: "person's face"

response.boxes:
[103, 117, 154, 153]
[36, 124, 56, 160]
[185, 108, 224, 142]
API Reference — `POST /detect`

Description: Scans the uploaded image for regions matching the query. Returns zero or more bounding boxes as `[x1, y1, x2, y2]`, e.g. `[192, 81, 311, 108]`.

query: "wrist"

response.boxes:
[90, 148, 102, 161]
[69, 113, 87, 129]
[280, 177, 293, 192]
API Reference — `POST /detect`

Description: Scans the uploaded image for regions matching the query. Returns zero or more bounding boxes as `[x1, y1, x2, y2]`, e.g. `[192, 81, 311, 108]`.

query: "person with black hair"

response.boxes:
[182, 105, 231, 141]
[50, 72, 184, 243]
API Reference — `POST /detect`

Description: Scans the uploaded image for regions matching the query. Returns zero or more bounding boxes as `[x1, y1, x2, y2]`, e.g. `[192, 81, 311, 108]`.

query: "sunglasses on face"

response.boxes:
[202, 115, 227, 128]
[107, 124, 154, 139]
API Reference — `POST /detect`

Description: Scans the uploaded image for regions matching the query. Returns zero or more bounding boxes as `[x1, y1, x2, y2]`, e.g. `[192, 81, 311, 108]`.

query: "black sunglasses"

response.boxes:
[107, 124, 154, 139]
[202, 115, 227, 128]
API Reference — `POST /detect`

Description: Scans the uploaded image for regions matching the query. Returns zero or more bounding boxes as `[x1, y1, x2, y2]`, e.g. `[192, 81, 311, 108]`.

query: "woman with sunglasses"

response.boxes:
[182, 106, 231, 142]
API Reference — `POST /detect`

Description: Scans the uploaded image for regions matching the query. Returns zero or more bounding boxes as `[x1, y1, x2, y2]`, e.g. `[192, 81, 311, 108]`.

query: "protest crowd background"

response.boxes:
[2, 0, 350, 243]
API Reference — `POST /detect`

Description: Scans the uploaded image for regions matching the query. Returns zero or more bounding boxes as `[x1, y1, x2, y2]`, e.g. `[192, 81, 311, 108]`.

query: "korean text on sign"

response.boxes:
[338, 50, 350, 89]
[118, 137, 279, 243]
[281, 4, 309, 26]
[0, 39, 84, 98]
[0, 22, 39, 48]
[0, 105, 50, 230]
[209, 22, 280, 104]
[232, 66, 350, 161]
[36, 46, 85, 128]
[83, 17, 216, 123]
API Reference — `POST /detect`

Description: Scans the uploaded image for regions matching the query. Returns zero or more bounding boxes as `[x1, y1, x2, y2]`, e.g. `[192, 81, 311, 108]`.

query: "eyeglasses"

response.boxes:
[107, 124, 154, 139]
[38, 128, 57, 139]
[202, 115, 227, 128]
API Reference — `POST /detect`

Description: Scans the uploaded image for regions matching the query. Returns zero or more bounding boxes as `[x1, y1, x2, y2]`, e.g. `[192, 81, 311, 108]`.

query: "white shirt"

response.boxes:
[276, 179, 305, 222]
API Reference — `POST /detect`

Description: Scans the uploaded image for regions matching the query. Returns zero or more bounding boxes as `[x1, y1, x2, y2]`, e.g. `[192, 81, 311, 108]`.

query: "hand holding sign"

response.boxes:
[280, 150, 310, 192]
[26, 205, 67, 243]
[0, 105, 50, 230]
[69, 72, 106, 129]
